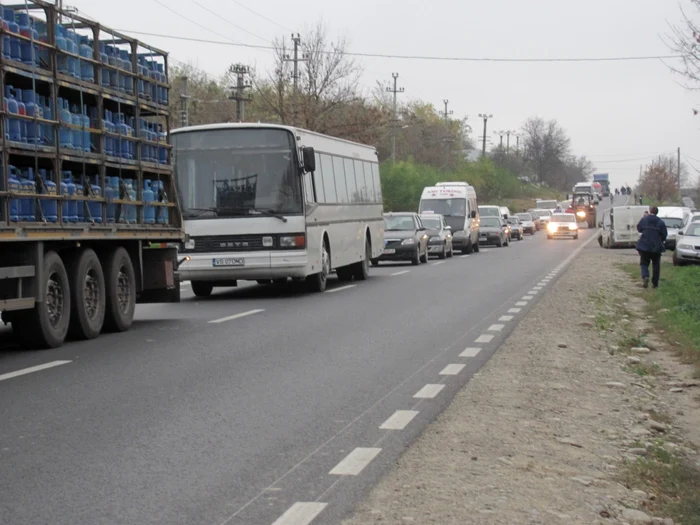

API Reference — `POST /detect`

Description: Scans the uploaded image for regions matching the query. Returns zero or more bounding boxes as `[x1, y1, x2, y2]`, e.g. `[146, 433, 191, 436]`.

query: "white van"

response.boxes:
[657, 206, 691, 250]
[419, 182, 480, 253]
[535, 199, 558, 212]
[598, 206, 649, 249]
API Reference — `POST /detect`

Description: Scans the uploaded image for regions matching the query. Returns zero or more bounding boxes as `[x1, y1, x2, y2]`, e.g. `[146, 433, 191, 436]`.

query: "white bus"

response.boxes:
[418, 182, 480, 253]
[173, 123, 385, 295]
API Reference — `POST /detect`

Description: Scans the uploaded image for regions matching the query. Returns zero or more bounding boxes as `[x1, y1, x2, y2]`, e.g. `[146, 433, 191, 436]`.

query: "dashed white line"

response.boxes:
[414, 384, 445, 398]
[271, 502, 328, 525]
[326, 285, 356, 294]
[499, 315, 514, 322]
[329, 447, 382, 476]
[431, 261, 446, 266]
[522, 295, 533, 300]
[440, 363, 466, 375]
[460, 254, 471, 258]
[208, 309, 265, 324]
[390, 270, 410, 276]
[460, 347, 482, 358]
[528, 290, 538, 295]
[380, 410, 419, 430]
[0, 360, 72, 382]
[515, 301, 528, 306]
[488, 324, 505, 331]
[508, 308, 521, 313]
[532, 286, 542, 290]
[475, 334, 494, 343]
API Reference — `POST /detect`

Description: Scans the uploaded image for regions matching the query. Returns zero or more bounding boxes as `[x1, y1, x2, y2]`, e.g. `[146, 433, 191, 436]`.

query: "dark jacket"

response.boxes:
[636, 214, 668, 253]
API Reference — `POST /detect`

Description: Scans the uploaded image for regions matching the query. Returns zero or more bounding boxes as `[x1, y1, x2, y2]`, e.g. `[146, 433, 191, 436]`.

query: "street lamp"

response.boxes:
[478, 114, 493, 158]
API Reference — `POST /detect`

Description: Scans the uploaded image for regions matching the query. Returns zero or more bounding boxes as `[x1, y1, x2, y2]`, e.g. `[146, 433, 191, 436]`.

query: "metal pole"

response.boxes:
[387, 73, 403, 164]
[292, 33, 300, 126]
[481, 117, 487, 158]
[678, 146, 681, 199]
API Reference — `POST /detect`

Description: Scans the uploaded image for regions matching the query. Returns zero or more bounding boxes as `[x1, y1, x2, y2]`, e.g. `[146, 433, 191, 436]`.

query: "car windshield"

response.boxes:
[384, 215, 416, 231]
[551, 214, 575, 222]
[660, 217, 683, 228]
[515, 213, 532, 221]
[507, 218, 520, 225]
[421, 217, 442, 229]
[420, 198, 466, 216]
[479, 207, 501, 217]
[173, 128, 302, 219]
[481, 217, 501, 227]
[685, 224, 700, 236]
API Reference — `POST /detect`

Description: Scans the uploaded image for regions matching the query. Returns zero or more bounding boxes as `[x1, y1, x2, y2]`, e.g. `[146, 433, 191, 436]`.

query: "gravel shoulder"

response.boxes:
[343, 246, 699, 525]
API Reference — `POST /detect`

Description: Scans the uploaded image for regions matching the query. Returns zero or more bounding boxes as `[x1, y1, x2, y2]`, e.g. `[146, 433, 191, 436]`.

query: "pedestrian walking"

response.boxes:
[636, 206, 667, 289]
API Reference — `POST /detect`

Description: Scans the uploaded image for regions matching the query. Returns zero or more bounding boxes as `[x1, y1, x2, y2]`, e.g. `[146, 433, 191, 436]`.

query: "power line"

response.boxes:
[115, 28, 684, 63]
[189, 0, 269, 43]
[228, 0, 292, 32]
[150, 0, 242, 45]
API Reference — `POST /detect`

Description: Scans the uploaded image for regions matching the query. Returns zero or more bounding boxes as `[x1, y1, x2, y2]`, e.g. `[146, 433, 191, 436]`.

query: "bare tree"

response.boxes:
[637, 154, 689, 201]
[667, 0, 700, 103]
[520, 117, 571, 188]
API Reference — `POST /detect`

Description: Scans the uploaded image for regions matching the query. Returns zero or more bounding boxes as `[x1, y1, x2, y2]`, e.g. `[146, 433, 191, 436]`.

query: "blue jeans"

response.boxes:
[638, 250, 661, 286]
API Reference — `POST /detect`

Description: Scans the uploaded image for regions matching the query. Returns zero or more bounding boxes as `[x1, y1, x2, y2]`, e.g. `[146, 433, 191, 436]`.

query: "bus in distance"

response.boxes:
[173, 123, 385, 295]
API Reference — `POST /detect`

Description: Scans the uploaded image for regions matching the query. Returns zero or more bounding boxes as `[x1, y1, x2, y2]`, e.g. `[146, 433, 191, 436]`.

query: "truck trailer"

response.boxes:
[0, 1, 183, 349]
[593, 174, 610, 197]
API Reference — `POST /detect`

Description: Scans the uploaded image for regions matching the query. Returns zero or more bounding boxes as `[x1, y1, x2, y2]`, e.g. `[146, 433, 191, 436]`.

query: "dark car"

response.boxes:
[375, 212, 429, 266]
[507, 216, 524, 240]
[479, 216, 510, 247]
[420, 213, 454, 259]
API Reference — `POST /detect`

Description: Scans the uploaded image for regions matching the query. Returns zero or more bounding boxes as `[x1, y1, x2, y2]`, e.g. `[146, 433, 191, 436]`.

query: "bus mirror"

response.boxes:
[302, 147, 316, 173]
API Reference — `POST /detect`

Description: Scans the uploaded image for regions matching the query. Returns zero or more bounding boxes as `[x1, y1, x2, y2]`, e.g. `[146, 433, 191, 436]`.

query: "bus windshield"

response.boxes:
[173, 128, 303, 220]
[420, 198, 466, 216]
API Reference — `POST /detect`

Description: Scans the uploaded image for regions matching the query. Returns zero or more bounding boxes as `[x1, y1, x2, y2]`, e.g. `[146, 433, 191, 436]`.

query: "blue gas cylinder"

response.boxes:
[81, 105, 90, 152]
[79, 36, 94, 82]
[39, 95, 52, 145]
[66, 30, 79, 78]
[106, 176, 120, 223]
[158, 126, 167, 164]
[59, 177, 69, 220]
[88, 176, 102, 223]
[155, 180, 168, 224]
[55, 24, 68, 74]
[120, 50, 133, 94]
[15, 89, 27, 143]
[62, 171, 77, 222]
[4, 8, 21, 62]
[5, 86, 21, 142]
[157, 63, 167, 104]
[1, 12, 11, 60]
[59, 98, 72, 148]
[98, 44, 109, 87]
[40, 169, 58, 222]
[8, 165, 21, 221]
[20, 168, 36, 221]
[143, 179, 155, 223]
[17, 13, 34, 66]
[103, 110, 113, 156]
[107, 46, 119, 90]
[70, 105, 82, 151]
[23, 90, 43, 144]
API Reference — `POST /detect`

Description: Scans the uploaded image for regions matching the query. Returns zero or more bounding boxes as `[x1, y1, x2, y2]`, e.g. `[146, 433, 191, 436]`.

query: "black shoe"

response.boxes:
[652, 284, 658, 289]
[643, 277, 649, 289]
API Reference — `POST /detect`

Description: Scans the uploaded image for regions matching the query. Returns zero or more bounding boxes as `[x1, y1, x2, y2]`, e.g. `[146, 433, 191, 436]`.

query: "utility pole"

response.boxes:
[506, 130, 515, 153]
[386, 73, 404, 164]
[441, 99, 453, 169]
[228, 64, 253, 122]
[678, 146, 682, 198]
[284, 33, 307, 127]
[478, 113, 493, 158]
[494, 130, 504, 148]
[177, 76, 190, 127]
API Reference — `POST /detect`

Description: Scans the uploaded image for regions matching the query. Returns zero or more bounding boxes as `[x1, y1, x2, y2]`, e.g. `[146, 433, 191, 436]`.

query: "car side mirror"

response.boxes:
[302, 147, 316, 173]
[445, 225, 452, 230]
[418, 227, 426, 231]
[677, 231, 683, 236]
[470, 210, 476, 218]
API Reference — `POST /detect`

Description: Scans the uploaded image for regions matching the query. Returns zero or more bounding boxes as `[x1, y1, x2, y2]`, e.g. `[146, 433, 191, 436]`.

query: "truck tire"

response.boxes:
[191, 281, 214, 297]
[67, 248, 106, 340]
[103, 247, 136, 333]
[15, 251, 72, 349]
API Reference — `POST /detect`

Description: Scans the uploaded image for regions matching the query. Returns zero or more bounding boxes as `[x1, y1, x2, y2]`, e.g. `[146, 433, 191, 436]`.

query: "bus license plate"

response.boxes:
[212, 257, 244, 267]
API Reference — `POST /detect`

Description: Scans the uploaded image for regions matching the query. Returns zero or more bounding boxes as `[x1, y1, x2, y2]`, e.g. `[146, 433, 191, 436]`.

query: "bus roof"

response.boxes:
[421, 184, 475, 199]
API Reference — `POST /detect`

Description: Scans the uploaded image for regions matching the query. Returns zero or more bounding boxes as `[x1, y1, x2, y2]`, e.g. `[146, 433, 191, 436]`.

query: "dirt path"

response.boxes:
[343, 247, 699, 525]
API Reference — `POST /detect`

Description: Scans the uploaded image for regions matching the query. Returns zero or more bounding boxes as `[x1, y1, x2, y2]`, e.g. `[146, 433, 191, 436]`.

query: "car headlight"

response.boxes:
[576, 211, 586, 218]
[568, 224, 577, 230]
[402, 238, 416, 245]
[677, 243, 692, 250]
[547, 222, 558, 232]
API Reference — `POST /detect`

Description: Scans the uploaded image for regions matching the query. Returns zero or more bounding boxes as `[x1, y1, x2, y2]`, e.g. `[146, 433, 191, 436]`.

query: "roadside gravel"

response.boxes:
[343, 247, 698, 525]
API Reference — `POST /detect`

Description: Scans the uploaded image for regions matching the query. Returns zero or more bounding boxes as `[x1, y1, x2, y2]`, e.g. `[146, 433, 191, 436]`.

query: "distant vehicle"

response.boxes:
[573, 183, 599, 204]
[598, 206, 649, 249]
[499, 206, 511, 220]
[507, 216, 524, 240]
[514, 212, 536, 234]
[681, 211, 700, 228]
[378, 212, 429, 266]
[547, 213, 579, 239]
[175, 123, 384, 294]
[593, 174, 611, 196]
[478, 216, 510, 247]
[529, 208, 552, 229]
[420, 213, 454, 259]
[535, 199, 558, 212]
[419, 182, 480, 254]
[569, 192, 597, 228]
[478, 205, 502, 218]
[673, 221, 700, 266]
[657, 206, 691, 250]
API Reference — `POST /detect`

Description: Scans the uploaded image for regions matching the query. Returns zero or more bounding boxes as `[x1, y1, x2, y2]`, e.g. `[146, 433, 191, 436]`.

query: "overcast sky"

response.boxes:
[73, 0, 700, 190]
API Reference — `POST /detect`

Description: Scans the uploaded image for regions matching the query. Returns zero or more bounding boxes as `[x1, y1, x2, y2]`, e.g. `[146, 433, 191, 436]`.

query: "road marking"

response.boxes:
[440, 363, 466, 375]
[515, 301, 528, 306]
[532, 286, 542, 290]
[431, 261, 446, 266]
[499, 315, 514, 322]
[528, 290, 538, 295]
[271, 502, 328, 525]
[208, 309, 265, 324]
[488, 324, 505, 331]
[414, 384, 445, 398]
[522, 295, 533, 300]
[329, 447, 382, 476]
[480, 248, 490, 252]
[538, 282, 548, 286]
[390, 270, 410, 276]
[0, 360, 72, 382]
[475, 334, 494, 343]
[508, 308, 521, 313]
[460, 347, 482, 358]
[380, 410, 419, 430]
[460, 254, 470, 258]
[326, 285, 356, 294]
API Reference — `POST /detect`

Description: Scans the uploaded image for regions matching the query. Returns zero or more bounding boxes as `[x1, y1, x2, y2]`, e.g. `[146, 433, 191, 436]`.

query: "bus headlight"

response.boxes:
[280, 235, 306, 248]
[184, 239, 195, 250]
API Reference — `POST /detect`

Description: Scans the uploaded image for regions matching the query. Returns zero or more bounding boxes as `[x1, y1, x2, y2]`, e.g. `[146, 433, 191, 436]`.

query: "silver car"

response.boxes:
[673, 221, 700, 266]
[420, 213, 454, 259]
[514, 212, 536, 235]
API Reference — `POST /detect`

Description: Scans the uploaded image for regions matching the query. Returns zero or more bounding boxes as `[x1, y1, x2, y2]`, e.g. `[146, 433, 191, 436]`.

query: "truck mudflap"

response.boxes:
[138, 244, 181, 304]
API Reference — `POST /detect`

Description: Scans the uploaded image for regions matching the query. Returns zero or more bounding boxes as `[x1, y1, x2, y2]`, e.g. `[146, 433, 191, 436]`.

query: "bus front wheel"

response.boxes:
[352, 238, 371, 280]
[306, 243, 329, 293]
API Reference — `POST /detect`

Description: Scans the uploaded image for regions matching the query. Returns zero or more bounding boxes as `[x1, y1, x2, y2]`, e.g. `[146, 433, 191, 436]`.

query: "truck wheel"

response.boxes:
[67, 249, 106, 340]
[15, 251, 72, 349]
[103, 247, 136, 333]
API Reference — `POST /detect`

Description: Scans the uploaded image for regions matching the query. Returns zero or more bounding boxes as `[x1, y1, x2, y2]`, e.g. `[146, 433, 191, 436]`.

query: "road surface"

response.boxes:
[0, 196, 621, 525]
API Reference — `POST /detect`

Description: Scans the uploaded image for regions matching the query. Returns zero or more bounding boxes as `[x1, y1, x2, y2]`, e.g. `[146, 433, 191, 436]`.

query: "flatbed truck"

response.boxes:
[0, 1, 183, 348]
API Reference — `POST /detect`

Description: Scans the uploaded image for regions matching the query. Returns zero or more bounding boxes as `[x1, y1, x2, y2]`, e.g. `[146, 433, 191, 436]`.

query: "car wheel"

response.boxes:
[447, 245, 454, 258]
[473, 240, 480, 253]
[438, 243, 447, 259]
[496, 237, 503, 247]
[371, 259, 379, 267]
[411, 248, 420, 265]
[574, 234, 579, 240]
[419, 247, 428, 263]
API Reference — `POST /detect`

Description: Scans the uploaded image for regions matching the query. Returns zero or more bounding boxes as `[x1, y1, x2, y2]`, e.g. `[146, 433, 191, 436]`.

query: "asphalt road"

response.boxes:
[0, 197, 622, 525]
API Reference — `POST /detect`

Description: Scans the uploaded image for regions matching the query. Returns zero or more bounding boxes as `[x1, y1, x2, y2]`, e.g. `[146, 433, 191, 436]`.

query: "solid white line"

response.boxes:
[271, 502, 328, 525]
[488, 324, 505, 331]
[475, 334, 494, 343]
[440, 363, 466, 375]
[0, 360, 72, 382]
[499, 315, 514, 322]
[460, 347, 482, 357]
[431, 261, 446, 266]
[414, 384, 445, 398]
[508, 308, 521, 313]
[379, 410, 419, 430]
[390, 270, 410, 276]
[522, 295, 533, 300]
[515, 301, 528, 306]
[329, 447, 381, 476]
[460, 254, 470, 258]
[208, 309, 265, 324]
[326, 284, 356, 294]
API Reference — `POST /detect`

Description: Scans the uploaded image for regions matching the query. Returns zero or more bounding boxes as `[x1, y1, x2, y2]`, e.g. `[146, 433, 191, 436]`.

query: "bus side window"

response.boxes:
[361, 161, 373, 202]
[353, 160, 366, 203]
[333, 156, 348, 203]
[370, 162, 382, 202]
[344, 158, 357, 203]
[304, 172, 315, 204]
[320, 154, 336, 203]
